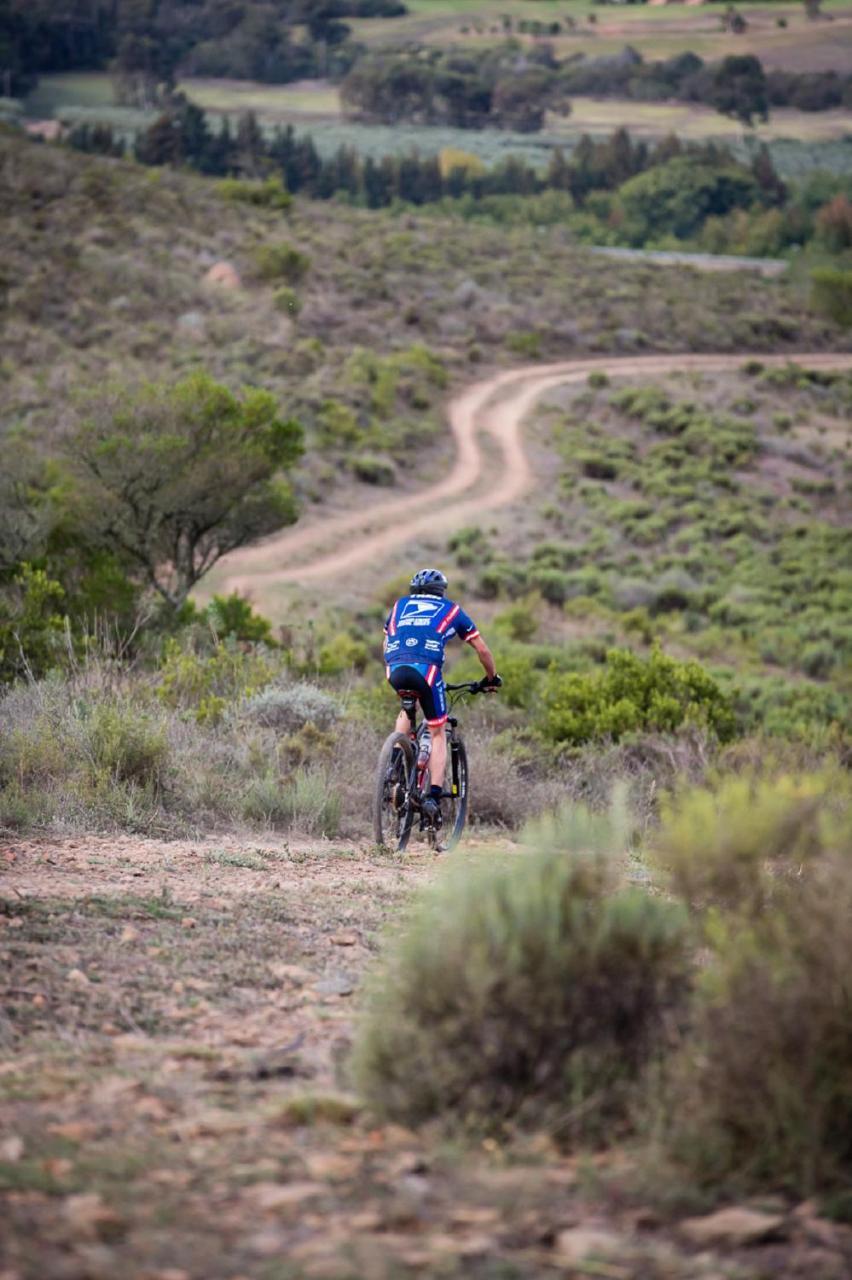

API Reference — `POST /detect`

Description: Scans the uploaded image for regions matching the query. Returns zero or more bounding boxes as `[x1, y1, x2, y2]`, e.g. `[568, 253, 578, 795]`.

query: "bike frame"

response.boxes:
[398, 681, 480, 806]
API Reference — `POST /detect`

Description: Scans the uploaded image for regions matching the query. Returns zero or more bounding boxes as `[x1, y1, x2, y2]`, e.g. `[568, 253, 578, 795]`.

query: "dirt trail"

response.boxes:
[217, 352, 852, 598]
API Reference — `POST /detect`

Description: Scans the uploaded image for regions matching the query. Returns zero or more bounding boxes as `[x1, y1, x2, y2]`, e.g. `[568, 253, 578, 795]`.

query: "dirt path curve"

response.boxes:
[217, 352, 852, 596]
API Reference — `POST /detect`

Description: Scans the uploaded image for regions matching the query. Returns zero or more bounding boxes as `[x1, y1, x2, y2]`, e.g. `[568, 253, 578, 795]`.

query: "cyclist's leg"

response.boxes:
[423, 670, 448, 793]
[429, 724, 447, 793]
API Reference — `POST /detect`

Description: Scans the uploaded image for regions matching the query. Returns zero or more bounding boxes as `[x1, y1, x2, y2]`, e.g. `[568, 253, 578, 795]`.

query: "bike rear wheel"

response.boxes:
[374, 731, 416, 851]
[440, 734, 469, 851]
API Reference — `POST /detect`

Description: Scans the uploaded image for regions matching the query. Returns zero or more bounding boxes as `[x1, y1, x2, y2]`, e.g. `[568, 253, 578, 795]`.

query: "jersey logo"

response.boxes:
[400, 598, 442, 623]
[405, 637, 418, 646]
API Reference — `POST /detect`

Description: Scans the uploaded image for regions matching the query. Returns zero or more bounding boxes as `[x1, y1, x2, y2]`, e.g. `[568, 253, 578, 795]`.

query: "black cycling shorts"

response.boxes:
[387, 662, 448, 727]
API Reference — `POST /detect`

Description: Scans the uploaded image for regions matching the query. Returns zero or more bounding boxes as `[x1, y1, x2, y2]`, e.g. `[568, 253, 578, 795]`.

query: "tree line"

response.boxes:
[0, 0, 406, 100]
[341, 42, 852, 130]
[71, 100, 785, 213]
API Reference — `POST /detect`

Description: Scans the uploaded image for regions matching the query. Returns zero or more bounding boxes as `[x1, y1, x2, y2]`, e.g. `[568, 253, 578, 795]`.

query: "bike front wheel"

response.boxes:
[374, 731, 416, 851]
[440, 734, 469, 851]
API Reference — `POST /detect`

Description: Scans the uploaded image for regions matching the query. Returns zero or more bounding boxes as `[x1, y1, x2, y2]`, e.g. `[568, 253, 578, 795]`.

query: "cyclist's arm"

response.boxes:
[469, 633, 497, 680]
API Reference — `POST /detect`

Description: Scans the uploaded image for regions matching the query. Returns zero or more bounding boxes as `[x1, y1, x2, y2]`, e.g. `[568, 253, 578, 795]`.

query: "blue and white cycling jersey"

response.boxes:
[383, 594, 480, 671]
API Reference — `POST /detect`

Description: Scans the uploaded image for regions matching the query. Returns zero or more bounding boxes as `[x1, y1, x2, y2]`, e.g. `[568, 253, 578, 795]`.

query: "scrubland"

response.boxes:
[1, 127, 852, 1278]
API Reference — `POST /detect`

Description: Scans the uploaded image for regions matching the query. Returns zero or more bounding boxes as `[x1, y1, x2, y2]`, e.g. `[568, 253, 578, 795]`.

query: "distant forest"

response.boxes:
[0, 0, 406, 98]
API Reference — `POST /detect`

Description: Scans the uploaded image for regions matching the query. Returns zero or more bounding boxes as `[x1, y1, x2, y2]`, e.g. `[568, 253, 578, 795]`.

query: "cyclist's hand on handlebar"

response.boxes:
[479, 673, 503, 692]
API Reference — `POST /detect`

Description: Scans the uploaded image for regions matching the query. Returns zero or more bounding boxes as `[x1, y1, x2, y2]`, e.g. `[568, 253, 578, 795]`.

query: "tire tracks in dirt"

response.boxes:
[216, 352, 852, 597]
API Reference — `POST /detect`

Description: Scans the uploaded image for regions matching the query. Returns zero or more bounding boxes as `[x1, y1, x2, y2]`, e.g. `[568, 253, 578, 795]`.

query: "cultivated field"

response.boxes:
[349, 0, 852, 70]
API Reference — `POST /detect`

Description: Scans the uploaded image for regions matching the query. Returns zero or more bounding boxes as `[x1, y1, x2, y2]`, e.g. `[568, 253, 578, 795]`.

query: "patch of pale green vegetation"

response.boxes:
[355, 768, 852, 1208]
[446, 364, 852, 749]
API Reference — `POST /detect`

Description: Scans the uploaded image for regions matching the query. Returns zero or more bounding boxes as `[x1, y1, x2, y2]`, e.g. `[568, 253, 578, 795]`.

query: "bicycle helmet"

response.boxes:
[410, 567, 448, 596]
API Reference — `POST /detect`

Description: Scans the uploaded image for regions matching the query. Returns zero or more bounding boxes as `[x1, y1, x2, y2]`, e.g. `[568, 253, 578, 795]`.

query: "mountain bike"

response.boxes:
[373, 680, 493, 852]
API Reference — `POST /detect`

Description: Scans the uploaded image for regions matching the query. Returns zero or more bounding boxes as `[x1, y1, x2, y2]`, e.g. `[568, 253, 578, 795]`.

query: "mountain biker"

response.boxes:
[383, 568, 501, 825]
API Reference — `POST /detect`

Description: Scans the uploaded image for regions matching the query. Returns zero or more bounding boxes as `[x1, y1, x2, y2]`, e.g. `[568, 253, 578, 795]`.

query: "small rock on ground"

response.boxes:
[679, 1207, 787, 1248]
[555, 1227, 625, 1264]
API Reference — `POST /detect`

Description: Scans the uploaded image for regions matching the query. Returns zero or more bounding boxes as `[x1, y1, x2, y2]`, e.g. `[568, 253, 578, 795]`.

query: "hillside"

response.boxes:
[2, 128, 848, 488]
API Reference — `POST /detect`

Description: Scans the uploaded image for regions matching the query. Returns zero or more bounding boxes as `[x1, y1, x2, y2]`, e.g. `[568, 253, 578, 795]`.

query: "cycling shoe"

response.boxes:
[421, 796, 443, 827]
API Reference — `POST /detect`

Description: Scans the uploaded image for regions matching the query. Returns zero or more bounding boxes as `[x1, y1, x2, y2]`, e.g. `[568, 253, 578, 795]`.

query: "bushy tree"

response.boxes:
[65, 373, 303, 611]
[708, 54, 768, 126]
[618, 154, 760, 242]
[815, 193, 852, 251]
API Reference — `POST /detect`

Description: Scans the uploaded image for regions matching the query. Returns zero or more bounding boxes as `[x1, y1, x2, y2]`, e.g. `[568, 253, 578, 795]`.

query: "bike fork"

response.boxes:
[449, 738, 462, 799]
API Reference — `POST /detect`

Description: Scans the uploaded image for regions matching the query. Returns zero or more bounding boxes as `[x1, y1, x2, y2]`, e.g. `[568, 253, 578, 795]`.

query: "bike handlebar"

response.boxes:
[445, 679, 501, 694]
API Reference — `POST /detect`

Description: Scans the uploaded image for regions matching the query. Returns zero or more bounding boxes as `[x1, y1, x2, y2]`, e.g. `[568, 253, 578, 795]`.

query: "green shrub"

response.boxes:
[493, 595, 541, 643]
[650, 570, 701, 615]
[530, 541, 581, 571]
[253, 241, 310, 284]
[529, 567, 572, 605]
[206, 594, 274, 645]
[273, 285, 301, 316]
[448, 525, 489, 568]
[241, 774, 290, 825]
[799, 640, 837, 679]
[0, 565, 67, 685]
[612, 578, 656, 612]
[543, 646, 736, 746]
[241, 766, 341, 835]
[352, 454, 396, 485]
[651, 772, 852, 1200]
[0, 781, 42, 832]
[156, 638, 279, 715]
[352, 798, 688, 1139]
[530, 567, 601, 606]
[733, 674, 850, 745]
[505, 330, 541, 358]
[811, 267, 852, 328]
[85, 703, 167, 788]
[283, 767, 341, 836]
[217, 176, 292, 210]
[317, 633, 369, 676]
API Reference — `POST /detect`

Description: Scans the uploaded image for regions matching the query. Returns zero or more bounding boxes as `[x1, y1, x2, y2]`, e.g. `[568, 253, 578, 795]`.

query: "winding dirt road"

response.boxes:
[215, 352, 852, 600]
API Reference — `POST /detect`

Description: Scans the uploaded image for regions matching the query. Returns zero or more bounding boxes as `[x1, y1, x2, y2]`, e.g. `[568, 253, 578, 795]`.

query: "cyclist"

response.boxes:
[383, 568, 501, 825]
